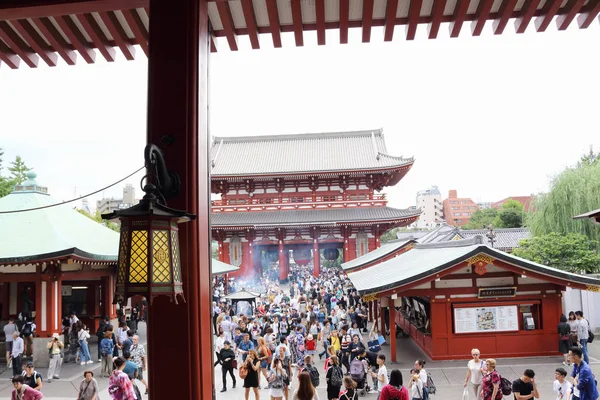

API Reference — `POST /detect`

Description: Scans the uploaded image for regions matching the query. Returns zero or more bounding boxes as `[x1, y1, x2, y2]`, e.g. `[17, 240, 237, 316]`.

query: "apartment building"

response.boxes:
[442, 189, 479, 226]
[414, 186, 444, 229]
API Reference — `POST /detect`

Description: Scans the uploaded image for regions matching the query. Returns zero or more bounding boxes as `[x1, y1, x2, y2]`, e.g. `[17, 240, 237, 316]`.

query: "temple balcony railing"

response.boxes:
[211, 195, 388, 213]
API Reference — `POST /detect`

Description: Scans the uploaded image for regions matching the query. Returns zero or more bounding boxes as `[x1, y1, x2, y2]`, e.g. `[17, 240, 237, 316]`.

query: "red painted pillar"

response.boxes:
[389, 300, 397, 363]
[368, 301, 373, 322]
[313, 241, 320, 277]
[279, 241, 288, 283]
[373, 300, 379, 331]
[145, 0, 212, 398]
[380, 303, 386, 342]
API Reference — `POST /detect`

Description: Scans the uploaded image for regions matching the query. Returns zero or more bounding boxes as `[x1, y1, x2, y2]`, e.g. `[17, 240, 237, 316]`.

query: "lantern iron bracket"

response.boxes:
[144, 144, 181, 202]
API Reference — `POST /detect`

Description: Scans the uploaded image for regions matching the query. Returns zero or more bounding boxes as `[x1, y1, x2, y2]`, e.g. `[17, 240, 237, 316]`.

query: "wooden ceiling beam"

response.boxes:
[339, 0, 349, 44]
[98, 11, 135, 60]
[265, 0, 282, 48]
[405, 0, 422, 40]
[32, 17, 76, 65]
[122, 9, 148, 56]
[289, 0, 303, 46]
[362, 0, 374, 42]
[241, 0, 261, 49]
[427, 0, 446, 39]
[556, 0, 586, 30]
[577, 0, 600, 28]
[317, 0, 326, 45]
[0, 21, 39, 67]
[11, 19, 58, 66]
[449, 0, 471, 38]
[0, 41, 19, 68]
[514, 0, 541, 33]
[215, 1, 238, 51]
[75, 13, 115, 61]
[383, 0, 399, 41]
[471, 0, 493, 36]
[534, 0, 562, 32]
[54, 15, 95, 63]
[0, 0, 148, 20]
[493, 0, 519, 34]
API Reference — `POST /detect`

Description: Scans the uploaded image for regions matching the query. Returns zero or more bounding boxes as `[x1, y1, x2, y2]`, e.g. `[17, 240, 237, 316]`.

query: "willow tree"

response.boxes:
[529, 161, 600, 243]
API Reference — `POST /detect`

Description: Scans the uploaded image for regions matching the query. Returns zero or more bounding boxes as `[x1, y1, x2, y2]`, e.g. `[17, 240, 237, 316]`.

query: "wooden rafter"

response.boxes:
[54, 15, 95, 63]
[556, 0, 586, 30]
[11, 19, 58, 66]
[534, 0, 563, 32]
[405, 0, 422, 40]
[0, 21, 39, 67]
[383, 0, 399, 41]
[215, 1, 238, 51]
[265, 0, 282, 48]
[210, 34, 218, 53]
[122, 9, 148, 56]
[0, 40, 19, 68]
[515, 0, 542, 33]
[75, 13, 115, 61]
[493, 0, 519, 34]
[427, 0, 446, 39]
[241, 0, 260, 49]
[471, 0, 493, 36]
[31, 17, 76, 65]
[362, 0, 374, 43]
[316, 0, 326, 45]
[99, 11, 135, 60]
[577, 0, 600, 28]
[449, 0, 470, 38]
[339, 0, 349, 44]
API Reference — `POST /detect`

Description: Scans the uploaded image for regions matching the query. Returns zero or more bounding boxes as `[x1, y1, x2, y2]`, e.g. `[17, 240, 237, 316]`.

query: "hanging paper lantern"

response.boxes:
[293, 248, 311, 265]
[323, 248, 339, 261]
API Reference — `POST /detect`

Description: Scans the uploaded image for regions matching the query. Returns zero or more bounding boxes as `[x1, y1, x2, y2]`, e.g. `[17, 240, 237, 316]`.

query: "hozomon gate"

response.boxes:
[1, 0, 599, 399]
[210, 130, 419, 282]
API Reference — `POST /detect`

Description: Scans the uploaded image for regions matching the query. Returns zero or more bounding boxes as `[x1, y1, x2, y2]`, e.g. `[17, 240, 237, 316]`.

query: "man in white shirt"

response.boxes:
[553, 368, 572, 400]
[11, 332, 24, 377]
[369, 354, 389, 394]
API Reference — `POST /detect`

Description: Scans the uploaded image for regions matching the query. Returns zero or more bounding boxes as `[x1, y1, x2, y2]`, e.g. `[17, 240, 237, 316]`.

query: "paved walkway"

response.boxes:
[214, 331, 600, 400]
[0, 323, 149, 400]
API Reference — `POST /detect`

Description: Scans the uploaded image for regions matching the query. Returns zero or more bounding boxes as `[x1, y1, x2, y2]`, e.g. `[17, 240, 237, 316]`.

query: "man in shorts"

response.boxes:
[3, 318, 17, 367]
[130, 335, 148, 395]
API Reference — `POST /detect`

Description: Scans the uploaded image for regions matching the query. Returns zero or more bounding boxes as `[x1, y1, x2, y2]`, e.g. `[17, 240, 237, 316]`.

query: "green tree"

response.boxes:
[529, 160, 600, 243]
[380, 227, 400, 243]
[0, 178, 13, 198]
[577, 145, 599, 168]
[493, 199, 524, 228]
[77, 209, 120, 232]
[8, 155, 32, 185]
[463, 208, 498, 230]
[0, 147, 4, 172]
[513, 232, 600, 273]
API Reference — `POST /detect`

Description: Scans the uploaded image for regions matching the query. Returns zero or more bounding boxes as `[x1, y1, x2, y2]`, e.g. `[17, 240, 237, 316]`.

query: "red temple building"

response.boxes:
[210, 130, 420, 282]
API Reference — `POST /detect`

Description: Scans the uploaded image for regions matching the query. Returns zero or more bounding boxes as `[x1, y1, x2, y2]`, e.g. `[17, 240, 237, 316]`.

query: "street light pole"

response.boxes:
[486, 224, 496, 248]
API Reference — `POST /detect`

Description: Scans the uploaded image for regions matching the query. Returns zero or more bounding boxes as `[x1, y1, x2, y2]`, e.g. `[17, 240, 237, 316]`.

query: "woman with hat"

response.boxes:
[78, 370, 100, 400]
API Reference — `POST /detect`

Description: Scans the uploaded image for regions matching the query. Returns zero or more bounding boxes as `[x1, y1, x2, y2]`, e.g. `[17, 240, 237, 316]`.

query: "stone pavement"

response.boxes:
[214, 333, 600, 400]
[0, 322, 148, 400]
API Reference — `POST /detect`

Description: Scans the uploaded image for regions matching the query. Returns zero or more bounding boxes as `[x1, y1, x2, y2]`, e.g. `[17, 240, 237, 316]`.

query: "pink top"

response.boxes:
[11, 385, 43, 400]
[108, 370, 138, 400]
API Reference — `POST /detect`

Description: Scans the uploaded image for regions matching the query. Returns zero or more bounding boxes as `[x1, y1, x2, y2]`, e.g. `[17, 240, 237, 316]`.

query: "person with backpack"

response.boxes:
[292, 371, 320, 400]
[409, 369, 425, 400]
[96, 317, 109, 362]
[482, 359, 503, 400]
[303, 355, 320, 388]
[512, 369, 540, 400]
[338, 376, 358, 400]
[21, 361, 43, 391]
[414, 360, 429, 400]
[326, 355, 343, 400]
[100, 331, 115, 378]
[21, 317, 35, 358]
[108, 357, 137, 400]
[575, 311, 591, 364]
[464, 348, 486, 399]
[381, 369, 410, 400]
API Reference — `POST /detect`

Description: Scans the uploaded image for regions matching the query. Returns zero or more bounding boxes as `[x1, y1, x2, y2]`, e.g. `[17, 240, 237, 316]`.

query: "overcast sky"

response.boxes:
[1, 21, 599, 211]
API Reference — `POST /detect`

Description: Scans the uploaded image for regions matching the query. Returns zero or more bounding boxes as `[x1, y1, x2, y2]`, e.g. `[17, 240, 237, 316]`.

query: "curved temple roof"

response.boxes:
[348, 236, 600, 295]
[211, 205, 420, 228]
[0, 173, 119, 264]
[210, 129, 413, 177]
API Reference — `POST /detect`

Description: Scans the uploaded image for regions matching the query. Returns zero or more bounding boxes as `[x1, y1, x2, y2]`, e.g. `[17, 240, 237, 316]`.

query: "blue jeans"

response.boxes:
[580, 339, 589, 364]
[78, 340, 91, 362]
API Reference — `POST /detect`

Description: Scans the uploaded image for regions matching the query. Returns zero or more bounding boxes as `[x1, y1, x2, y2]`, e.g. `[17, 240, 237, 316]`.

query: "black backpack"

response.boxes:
[427, 373, 436, 395]
[22, 322, 33, 337]
[304, 364, 320, 387]
[500, 377, 512, 396]
[330, 365, 343, 387]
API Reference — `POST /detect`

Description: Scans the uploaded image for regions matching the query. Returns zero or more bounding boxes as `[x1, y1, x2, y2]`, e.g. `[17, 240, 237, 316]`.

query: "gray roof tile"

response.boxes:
[341, 239, 414, 271]
[211, 206, 420, 228]
[210, 129, 413, 177]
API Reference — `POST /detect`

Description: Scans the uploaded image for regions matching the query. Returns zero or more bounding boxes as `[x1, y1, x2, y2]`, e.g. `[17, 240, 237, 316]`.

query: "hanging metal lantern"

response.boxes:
[266, 250, 279, 263]
[292, 248, 311, 265]
[102, 144, 196, 305]
[323, 248, 339, 261]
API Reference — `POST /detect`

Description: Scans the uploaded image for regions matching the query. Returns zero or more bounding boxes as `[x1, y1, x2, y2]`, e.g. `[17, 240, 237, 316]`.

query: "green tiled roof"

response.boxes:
[0, 174, 119, 263]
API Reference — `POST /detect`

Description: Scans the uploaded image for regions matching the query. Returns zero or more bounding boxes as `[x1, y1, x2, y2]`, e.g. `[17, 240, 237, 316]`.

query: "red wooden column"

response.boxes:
[389, 299, 397, 363]
[145, 0, 212, 398]
[373, 299, 379, 330]
[379, 300, 386, 342]
[313, 241, 320, 277]
[368, 301, 373, 322]
[279, 241, 288, 283]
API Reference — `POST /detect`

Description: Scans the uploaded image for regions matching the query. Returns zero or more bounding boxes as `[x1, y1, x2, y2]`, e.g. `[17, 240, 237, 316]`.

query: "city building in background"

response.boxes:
[413, 186, 443, 229]
[96, 183, 138, 215]
[442, 190, 480, 226]
[477, 201, 493, 209]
